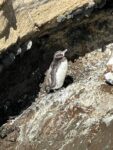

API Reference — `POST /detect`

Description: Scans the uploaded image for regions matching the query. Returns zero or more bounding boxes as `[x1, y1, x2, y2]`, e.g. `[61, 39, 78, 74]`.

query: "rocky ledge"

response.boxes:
[0, 0, 113, 150]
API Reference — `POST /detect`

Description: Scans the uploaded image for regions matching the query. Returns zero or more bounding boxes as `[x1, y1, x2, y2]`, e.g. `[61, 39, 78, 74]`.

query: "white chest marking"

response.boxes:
[53, 60, 68, 89]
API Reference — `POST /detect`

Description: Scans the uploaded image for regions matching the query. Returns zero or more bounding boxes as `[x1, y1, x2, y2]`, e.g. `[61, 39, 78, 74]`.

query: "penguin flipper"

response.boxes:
[45, 85, 51, 93]
[50, 64, 57, 88]
[44, 64, 52, 92]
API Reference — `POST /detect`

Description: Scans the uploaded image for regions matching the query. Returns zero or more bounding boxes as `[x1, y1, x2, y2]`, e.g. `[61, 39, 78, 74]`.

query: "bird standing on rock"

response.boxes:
[45, 49, 68, 93]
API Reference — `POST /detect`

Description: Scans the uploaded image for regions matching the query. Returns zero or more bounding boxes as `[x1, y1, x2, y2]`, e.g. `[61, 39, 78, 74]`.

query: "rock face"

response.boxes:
[0, 0, 113, 150]
[0, 0, 109, 51]
[1, 47, 113, 150]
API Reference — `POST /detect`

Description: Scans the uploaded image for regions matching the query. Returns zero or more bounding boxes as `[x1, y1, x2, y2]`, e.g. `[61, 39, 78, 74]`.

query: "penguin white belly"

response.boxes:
[53, 60, 68, 89]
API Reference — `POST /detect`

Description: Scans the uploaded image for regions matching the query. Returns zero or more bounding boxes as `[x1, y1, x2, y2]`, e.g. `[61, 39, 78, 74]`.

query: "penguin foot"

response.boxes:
[45, 86, 51, 94]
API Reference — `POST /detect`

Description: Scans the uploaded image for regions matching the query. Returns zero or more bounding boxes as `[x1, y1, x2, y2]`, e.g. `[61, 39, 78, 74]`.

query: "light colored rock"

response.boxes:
[0, 0, 99, 51]
[16, 47, 22, 55]
[26, 40, 32, 50]
[104, 72, 113, 85]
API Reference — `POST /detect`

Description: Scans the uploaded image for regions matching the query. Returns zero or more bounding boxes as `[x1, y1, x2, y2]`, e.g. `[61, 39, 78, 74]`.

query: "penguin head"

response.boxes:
[54, 49, 67, 60]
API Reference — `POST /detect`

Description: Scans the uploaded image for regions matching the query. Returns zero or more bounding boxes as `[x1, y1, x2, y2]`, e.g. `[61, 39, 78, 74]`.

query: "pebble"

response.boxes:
[104, 72, 113, 85]
[57, 15, 66, 23]
[16, 47, 22, 55]
[67, 14, 73, 19]
[26, 40, 32, 50]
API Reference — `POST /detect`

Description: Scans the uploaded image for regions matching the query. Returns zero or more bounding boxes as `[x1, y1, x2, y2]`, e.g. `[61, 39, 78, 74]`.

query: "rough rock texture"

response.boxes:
[0, 0, 113, 150]
[1, 46, 113, 150]
[0, 0, 108, 51]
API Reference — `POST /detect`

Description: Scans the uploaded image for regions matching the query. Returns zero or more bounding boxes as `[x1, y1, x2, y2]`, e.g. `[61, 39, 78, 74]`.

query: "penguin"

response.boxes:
[45, 49, 68, 93]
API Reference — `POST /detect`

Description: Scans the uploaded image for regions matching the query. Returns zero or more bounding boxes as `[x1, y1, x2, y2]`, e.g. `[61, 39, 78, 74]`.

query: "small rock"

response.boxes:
[67, 14, 73, 19]
[0, 125, 20, 139]
[104, 72, 113, 85]
[7, 131, 18, 142]
[16, 47, 22, 55]
[26, 40, 32, 50]
[0, 127, 7, 138]
[97, 48, 102, 52]
[57, 15, 66, 23]
[88, 0, 95, 8]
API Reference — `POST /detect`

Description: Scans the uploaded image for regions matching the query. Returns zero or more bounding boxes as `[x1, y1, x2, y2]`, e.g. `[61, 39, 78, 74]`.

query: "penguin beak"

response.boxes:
[62, 49, 68, 56]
